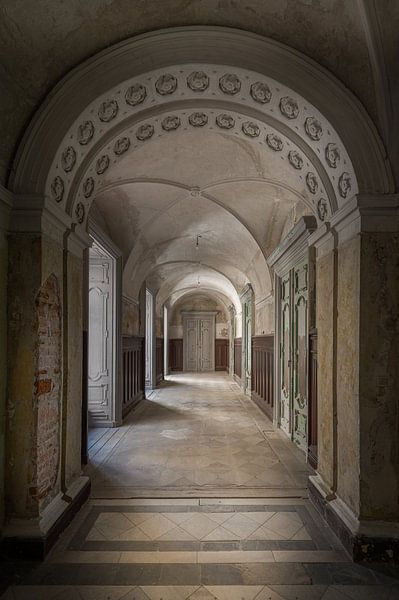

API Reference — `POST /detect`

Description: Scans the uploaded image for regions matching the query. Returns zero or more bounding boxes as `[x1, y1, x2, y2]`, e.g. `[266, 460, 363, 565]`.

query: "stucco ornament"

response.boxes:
[304, 117, 323, 141]
[155, 73, 177, 95]
[338, 172, 352, 198]
[77, 120, 95, 145]
[189, 112, 208, 127]
[219, 73, 241, 95]
[96, 154, 110, 175]
[288, 150, 303, 170]
[325, 142, 340, 168]
[50, 176, 64, 202]
[317, 198, 328, 221]
[279, 96, 299, 119]
[98, 99, 119, 122]
[125, 83, 147, 106]
[61, 146, 76, 172]
[216, 113, 235, 129]
[266, 133, 283, 152]
[114, 136, 131, 155]
[250, 81, 272, 104]
[83, 177, 95, 198]
[161, 115, 181, 131]
[306, 172, 318, 194]
[75, 201, 85, 224]
[136, 123, 154, 141]
[187, 71, 209, 92]
[242, 121, 260, 138]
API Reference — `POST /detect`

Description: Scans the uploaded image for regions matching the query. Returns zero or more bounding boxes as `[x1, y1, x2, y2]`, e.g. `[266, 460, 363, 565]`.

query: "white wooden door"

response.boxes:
[183, 313, 215, 371]
[186, 317, 199, 371]
[199, 317, 213, 371]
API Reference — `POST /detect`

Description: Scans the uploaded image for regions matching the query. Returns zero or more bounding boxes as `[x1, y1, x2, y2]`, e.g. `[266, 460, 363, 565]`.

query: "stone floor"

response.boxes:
[2, 373, 398, 599]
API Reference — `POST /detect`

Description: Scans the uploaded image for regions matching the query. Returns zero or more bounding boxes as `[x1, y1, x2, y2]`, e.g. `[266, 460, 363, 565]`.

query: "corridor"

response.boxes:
[2, 375, 397, 599]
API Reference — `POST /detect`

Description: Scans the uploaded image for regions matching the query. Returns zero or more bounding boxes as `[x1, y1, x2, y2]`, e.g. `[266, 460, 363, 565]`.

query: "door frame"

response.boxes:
[240, 284, 254, 396]
[182, 311, 217, 372]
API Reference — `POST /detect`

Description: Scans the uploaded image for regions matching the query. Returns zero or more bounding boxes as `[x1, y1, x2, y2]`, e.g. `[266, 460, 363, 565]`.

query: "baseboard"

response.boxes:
[309, 475, 399, 564]
[251, 391, 273, 419]
[233, 374, 241, 385]
[1, 476, 90, 561]
[122, 391, 144, 418]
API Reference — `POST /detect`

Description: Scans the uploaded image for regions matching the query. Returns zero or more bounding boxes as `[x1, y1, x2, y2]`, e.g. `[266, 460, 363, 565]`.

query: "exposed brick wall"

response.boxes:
[32, 274, 62, 509]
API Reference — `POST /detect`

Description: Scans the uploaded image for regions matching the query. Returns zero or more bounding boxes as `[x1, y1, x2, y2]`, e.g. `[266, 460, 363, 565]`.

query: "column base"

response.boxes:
[1, 476, 90, 560]
[309, 475, 399, 564]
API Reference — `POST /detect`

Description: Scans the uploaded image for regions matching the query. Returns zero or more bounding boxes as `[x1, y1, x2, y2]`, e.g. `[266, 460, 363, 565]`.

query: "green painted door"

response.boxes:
[280, 273, 292, 436]
[292, 261, 309, 451]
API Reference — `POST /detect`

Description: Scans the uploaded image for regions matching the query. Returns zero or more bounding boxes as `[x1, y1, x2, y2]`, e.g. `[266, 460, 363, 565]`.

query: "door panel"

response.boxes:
[292, 262, 308, 451]
[183, 314, 215, 371]
[200, 318, 212, 371]
[186, 319, 198, 371]
[280, 274, 291, 436]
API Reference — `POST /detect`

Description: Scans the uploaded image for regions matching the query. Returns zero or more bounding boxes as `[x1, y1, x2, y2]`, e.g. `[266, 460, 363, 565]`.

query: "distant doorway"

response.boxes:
[182, 311, 216, 372]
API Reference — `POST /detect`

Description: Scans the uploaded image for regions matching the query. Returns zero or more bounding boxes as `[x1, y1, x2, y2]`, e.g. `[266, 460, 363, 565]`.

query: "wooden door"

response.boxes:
[183, 314, 215, 371]
[280, 273, 292, 436]
[292, 261, 309, 451]
[199, 317, 213, 371]
[185, 317, 199, 371]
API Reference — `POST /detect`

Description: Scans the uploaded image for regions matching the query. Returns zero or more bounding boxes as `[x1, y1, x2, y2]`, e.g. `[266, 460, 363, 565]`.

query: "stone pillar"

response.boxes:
[309, 194, 399, 562]
[3, 197, 90, 558]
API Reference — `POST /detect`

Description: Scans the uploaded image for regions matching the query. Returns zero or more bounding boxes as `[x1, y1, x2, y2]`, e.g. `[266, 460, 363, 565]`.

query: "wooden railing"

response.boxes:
[156, 337, 164, 383]
[234, 338, 242, 382]
[308, 328, 318, 469]
[251, 335, 274, 418]
[215, 339, 229, 371]
[122, 336, 145, 417]
[169, 338, 183, 371]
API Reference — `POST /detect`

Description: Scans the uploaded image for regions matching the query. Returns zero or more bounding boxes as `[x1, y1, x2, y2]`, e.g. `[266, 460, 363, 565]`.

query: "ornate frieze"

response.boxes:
[61, 146, 76, 172]
[338, 172, 352, 198]
[306, 172, 318, 194]
[51, 176, 64, 202]
[219, 73, 241, 95]
[242, 121, 260, 137]
[288, 150, 303, 170]
[266, 133, 283, 151]
[155, 73, 177, 95]
[75, 202, 85, 224]
[77, 120, 95, 145]
[304, 117, 323, 141]
[161, 115, 181, 131]
[317, 198, 328, 221]
[279, 96, 299, 119]
[83, 177, 94, 198]
[114, 136, 131, 155]
[98, 99, 118, 122]
[187, 71, 209, 92]
[250, 81, 272, 104]
[136, 124, 154, 141]
[96, 155, 110, 175]
[325, 143, 340, 168]
[125, 83, 147, 106]
[216, 114, 235, 129]
[189, 112, 208, 127]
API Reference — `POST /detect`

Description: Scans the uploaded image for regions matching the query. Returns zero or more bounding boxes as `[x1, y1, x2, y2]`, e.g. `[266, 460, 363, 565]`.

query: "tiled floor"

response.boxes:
[2, 374, 398, 599]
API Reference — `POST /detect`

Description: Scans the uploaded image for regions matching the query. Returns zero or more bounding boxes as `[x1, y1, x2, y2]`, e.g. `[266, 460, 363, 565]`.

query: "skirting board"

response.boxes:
[309, 475, 399, 564]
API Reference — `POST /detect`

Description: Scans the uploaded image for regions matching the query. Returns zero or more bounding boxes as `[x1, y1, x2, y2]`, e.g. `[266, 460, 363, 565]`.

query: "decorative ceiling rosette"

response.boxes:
[266, 133, 284, 152]
[161, 115, 181, 131]
[96, 154, 110, 175]
[125, 83, 147, 106]
[189, 112, 208, 127]
[83, 177, 95, 198]
[114, 136, 131, 155]
[306, 172, 318, 194]
[187, 71, 209, 92]
[250, 81, 272, 104]
[50, 176, 64, 202]
[75, 202, 85, 224]
[155, 73, 177, 95]
[219, 73, 241, 95]
[317, 198, 328, 221]
[77, 120, 95, 145]
[338, 172, 352, 198]
[98, 99, 119, 122]
[304, 117, 323, 141]
[216, 114, 235, 129]
[136, 124, 154, 141]
[279, 96, 299, 119]
[61, 146, 76, 172]
[242, 121, 260, 138]
[325, 142, 340, 168]
[288, 150, 304, 170]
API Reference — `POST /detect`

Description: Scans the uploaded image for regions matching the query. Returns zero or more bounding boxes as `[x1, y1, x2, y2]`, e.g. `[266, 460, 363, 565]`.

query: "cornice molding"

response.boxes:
[267, 215, 317, 275]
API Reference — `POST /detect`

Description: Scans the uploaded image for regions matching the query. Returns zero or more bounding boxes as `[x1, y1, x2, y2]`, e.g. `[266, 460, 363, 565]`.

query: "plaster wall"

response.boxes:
[169, 295, 228, 339]
[336, 236, 360, 516]
[0, 224, 8, 529]
[255, 299, 274, 335]
[122, 297, 139, 336]
[315, 250, 335, 491]
[359, 232, 399, 521]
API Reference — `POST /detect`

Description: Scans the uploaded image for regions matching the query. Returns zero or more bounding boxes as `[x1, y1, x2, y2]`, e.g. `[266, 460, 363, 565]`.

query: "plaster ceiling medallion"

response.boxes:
[325, 142, 341, 168]
[114, 136, 131, 155]
[279, 96, 299, 119]
[77, 120, 95, 145]
[61, 146, 76, 172]
[155, 73, 177, 95]
[338, 172, 352, 198]
[189, 112, 208, 127]
[98, 99, 119, 122]
[75, 201, 85, 224]
[242, 121, 260, 137]
[83, 177, 95, 198]
[136, 123, 154, 141]
[216, 113, 235, 129]
[96, 154, 110, 175]
[317, 198, 328, 221]
[161, 115, 181, 131]
[304, 117, 323, 141]
[288, 150, 304, 170]
[266, 133, 284, 151]
[50, 176, 64, 202]
[250, 81, 272, 104]
[306, 172, 318, 194]
[187, 70, 209, 92]
[125, 83, 147, 106]
[219, 73, 241, 95]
